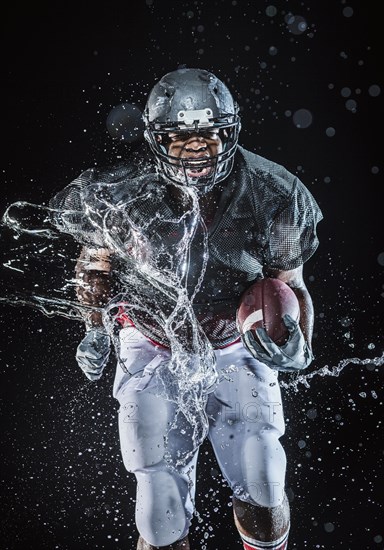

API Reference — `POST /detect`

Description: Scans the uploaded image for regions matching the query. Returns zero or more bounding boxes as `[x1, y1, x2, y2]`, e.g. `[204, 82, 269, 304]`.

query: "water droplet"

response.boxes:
[306, 408, 318, 420]
[345, 99, 357, 112]
[377, 252, 384, 266]
[266, 5, 277, 17]
[368, 84, 381, 97]
[286, 14, 308, 35]
[341, 87, 351, 98]
[293, 109, 313, 129]
[342, 6, 354, 17]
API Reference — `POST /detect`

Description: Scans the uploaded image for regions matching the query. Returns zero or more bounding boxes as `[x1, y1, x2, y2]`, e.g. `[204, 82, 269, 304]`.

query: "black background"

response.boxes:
[1, 1, 383, 549]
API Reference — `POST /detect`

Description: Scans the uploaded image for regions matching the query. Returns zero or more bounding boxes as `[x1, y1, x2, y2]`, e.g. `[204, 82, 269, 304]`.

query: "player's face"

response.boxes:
[158, 129, 223, 179]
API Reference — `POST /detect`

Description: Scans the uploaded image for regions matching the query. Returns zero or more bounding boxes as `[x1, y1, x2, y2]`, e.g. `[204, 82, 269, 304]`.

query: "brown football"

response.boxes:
[236, 278, 300, 346]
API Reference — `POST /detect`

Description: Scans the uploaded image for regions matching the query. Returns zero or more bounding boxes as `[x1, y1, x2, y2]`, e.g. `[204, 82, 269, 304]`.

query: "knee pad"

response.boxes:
[135, 469, 191, 547]
[235, 479, 285, 508]
[234, 433, 287, 508]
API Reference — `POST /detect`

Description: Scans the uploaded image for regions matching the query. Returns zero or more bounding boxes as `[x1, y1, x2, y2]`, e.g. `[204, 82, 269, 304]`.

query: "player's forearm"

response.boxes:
[75, 247, 113, 329]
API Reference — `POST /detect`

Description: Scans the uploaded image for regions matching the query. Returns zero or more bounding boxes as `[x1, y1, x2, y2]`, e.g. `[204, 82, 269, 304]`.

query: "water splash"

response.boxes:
[1, 179, 218, 468]
[93, 181, 218, 464]
[280, 352, 384, 392]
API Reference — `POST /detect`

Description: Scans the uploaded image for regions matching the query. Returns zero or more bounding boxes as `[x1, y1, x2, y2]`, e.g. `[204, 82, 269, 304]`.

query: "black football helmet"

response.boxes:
[143, 68, 241, 192]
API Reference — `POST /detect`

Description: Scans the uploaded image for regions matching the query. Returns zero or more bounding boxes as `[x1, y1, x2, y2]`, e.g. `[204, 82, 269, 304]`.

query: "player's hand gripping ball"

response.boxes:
[76, 327, 111, 381]
[236, 278, 314, 372]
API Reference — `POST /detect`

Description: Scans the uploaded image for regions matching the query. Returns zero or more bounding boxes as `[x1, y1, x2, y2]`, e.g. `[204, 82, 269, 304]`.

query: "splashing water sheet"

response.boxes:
[280, 353, 384, 392]
[1, 183, 218, 466]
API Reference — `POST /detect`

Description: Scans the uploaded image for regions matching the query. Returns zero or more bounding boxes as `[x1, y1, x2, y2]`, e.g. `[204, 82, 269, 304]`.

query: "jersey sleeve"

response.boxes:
[265, 177, 323, 270]
[49, 169, 108, 247]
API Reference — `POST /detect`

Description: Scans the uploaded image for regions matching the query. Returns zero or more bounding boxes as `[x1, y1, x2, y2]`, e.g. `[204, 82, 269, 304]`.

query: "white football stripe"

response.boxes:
[242, 309, 263, 333]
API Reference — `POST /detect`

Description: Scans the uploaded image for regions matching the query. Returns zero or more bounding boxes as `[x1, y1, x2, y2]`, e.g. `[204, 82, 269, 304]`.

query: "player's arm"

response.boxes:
[242, 176, 322, 372]
[74, 246, 114, 381]
[242, 264, 314, 373]
[75, 246, 113, 328]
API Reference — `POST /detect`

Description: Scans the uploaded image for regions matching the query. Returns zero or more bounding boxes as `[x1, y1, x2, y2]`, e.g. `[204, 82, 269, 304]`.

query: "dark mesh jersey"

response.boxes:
[49, 146, 323, 348]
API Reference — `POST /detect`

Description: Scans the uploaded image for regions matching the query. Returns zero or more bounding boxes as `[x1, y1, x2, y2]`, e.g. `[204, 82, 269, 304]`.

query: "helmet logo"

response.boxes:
[177, 108, 213, 127]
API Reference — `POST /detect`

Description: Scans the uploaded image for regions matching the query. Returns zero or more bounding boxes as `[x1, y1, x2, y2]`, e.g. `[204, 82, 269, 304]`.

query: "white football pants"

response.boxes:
[113, 327, 286, 547]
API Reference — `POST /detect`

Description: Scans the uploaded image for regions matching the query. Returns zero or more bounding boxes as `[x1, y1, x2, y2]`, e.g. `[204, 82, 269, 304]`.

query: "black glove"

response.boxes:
[242, 314, 314, 373]
[76, 327, 111, 381]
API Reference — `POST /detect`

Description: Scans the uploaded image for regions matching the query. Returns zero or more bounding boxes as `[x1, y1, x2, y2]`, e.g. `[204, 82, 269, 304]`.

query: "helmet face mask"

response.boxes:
[143, 69, 241, 193]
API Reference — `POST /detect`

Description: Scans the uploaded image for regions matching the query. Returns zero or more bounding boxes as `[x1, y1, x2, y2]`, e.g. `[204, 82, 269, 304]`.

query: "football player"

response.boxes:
[52, 68, 322, 549]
